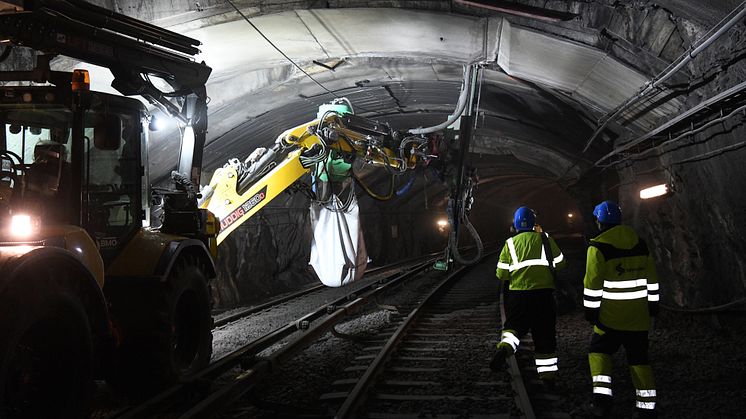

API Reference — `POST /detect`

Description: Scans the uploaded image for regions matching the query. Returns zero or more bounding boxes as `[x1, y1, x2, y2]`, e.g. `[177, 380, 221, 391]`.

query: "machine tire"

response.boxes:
[107, 257, 213, 398]
[0, 289, 94, 419]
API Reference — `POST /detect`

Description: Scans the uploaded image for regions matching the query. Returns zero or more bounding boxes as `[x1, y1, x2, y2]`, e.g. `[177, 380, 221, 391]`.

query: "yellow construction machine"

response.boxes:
[198, 99, 432, 245]
[0, 1, 216, 416]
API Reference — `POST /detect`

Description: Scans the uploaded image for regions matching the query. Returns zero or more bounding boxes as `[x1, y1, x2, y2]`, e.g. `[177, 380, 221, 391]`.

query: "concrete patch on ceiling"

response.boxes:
[496, 19, 682, 132]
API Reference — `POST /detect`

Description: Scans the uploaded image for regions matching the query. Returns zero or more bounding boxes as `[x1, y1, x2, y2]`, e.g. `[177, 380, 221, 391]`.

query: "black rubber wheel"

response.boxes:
[0, 292, 94, 419]
[106, 257, 212, 398]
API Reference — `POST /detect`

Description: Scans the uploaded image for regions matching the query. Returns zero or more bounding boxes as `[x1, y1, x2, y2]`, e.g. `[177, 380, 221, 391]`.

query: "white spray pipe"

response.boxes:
[408, 64, 473, 135]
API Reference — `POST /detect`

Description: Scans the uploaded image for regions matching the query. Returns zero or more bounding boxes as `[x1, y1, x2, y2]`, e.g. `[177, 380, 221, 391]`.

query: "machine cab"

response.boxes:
[0, 84, 149, 265]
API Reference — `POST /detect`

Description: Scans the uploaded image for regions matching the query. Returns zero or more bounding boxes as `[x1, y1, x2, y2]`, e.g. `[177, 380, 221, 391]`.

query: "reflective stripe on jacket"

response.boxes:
[583, 225, 659, 331]
[496, 231, 565, 290]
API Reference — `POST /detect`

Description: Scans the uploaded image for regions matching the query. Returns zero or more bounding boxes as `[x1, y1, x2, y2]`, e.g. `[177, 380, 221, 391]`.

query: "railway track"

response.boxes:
[244, 256, 571, 419]
[108, 257, 438, 419]
[313, 258, 530, 418]
[212, 252, 444, 329]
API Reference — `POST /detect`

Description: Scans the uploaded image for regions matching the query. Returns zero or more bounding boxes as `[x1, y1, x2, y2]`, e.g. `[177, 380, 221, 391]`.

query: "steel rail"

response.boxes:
[334, 266, 468, 418]
[500, 290, 536, 419]
[176, 262, 435, 419]
[212, 252, 442, 328]
[114, 260, 433, 419]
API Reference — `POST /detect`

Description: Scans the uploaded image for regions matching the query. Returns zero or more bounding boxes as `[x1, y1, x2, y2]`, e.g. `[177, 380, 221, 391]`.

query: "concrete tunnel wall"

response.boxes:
[2, 0, 745, 311]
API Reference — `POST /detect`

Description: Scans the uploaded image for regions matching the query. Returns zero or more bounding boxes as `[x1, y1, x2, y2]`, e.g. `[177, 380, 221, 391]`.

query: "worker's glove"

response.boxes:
[584, 308, 599, 325]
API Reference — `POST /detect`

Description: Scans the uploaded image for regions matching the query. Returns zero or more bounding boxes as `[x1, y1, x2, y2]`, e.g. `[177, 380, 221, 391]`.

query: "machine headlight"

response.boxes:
[10, 214, 36, 238]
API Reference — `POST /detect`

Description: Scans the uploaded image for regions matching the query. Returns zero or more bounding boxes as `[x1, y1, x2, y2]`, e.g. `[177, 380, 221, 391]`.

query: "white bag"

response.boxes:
[309, 192, 368, 287]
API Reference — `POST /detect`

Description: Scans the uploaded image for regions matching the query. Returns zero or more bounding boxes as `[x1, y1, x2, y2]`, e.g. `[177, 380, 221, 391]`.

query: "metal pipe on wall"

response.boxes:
[582, 1, 746, 153]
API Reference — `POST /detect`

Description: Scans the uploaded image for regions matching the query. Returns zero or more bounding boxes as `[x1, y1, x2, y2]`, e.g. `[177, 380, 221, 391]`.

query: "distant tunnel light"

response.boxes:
[640, 184, 669, 200]
[567, 213, 574, 218]
[436, 219, 448, 227]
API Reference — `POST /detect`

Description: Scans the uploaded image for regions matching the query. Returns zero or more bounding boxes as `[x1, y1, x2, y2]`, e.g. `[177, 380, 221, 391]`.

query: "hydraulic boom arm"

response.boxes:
[199, 101, 431, 245]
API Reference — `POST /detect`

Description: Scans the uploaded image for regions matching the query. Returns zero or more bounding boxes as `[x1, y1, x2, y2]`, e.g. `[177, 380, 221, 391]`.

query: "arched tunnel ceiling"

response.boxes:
[55, 0, 731, 228]
[134, 5, 685, 192]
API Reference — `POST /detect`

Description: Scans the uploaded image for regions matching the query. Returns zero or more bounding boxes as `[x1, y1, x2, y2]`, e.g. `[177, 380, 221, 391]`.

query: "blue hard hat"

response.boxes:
[593, 200, 622, 224]
[513, 206, 536, 232]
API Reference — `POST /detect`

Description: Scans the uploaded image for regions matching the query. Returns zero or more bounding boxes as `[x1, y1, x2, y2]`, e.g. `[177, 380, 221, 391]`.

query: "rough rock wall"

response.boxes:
[609, 21, 746, 309]
[212, 189, 448, 310]
[212, 193, 316, 309]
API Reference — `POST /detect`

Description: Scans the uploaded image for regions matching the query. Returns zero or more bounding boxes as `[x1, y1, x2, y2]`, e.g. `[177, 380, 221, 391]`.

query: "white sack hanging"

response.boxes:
[309, 192, 367, 287]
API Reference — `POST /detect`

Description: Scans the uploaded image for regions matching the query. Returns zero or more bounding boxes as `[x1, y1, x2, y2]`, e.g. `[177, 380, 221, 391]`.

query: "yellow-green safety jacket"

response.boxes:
[496, 231, 566, 290]
[583, 225, 660, 331]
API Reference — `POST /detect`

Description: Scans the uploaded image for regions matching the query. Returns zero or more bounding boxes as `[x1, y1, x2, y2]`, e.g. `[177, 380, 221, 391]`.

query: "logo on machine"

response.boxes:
[98, 237, 119, 249]
[220, 186, 268, 230]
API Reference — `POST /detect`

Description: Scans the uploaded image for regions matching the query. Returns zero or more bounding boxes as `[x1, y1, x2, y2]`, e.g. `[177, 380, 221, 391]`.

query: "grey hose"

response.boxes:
[448, 214, 484, 265]
[408, 64, 473, 135]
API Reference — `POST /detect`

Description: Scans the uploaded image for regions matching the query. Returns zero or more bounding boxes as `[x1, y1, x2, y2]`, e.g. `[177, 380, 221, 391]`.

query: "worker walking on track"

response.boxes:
[490, 206, 566, 389]
[583, 200, 659, 418]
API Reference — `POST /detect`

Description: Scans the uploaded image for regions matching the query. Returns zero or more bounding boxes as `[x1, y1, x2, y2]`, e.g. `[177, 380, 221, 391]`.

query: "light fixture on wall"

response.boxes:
[639, 184, 671, 200]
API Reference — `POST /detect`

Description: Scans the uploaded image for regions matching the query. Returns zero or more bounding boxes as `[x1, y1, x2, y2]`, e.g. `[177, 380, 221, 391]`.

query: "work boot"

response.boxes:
[588, 394, 613, 418]
[489, 346, 509, 371]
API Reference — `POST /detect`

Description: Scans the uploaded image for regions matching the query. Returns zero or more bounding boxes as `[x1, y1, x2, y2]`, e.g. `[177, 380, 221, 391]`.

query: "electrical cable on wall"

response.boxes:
[661, 297, 746, 314]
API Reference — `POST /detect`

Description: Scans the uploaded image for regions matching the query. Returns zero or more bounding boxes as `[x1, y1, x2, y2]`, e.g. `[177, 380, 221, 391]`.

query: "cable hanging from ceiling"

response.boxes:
[225, 0, 341, 99]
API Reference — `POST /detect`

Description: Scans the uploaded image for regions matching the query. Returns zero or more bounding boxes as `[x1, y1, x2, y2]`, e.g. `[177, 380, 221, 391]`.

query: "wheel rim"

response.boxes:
[173, 289, 203, 372]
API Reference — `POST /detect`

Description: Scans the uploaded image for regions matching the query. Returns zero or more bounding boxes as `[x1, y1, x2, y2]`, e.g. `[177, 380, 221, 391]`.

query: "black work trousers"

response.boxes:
[589, 325, 649, 364]
[503, 288, 557, 354]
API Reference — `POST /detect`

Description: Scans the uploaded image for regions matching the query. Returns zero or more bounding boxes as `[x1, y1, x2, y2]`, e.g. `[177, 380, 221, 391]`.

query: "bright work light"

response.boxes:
[149, 114, 169, 131]
[639, 184, 669, 200]
[436, 219, 448, 227]
[10, 214, 35, 238]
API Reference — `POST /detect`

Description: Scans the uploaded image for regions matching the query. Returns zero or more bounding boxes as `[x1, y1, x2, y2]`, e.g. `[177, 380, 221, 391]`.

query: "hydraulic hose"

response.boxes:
[448, 213, 484, 265]
[447, 181, 484, 266]
[353, 172, 395, 201]
[408, 64, 473, 135]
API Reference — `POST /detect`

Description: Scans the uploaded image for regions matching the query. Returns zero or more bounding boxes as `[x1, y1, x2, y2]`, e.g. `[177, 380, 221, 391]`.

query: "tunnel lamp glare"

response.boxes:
[567, 213, 573, 218]
[436, 219, 448, 227]
[10, 214, 34, 237]
[640, 184, 669, 200]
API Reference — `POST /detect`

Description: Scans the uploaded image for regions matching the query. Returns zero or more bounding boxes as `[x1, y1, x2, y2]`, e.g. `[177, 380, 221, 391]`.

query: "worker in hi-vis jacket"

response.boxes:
[583, 200, 659, 418]
[490, 206, 565, 389]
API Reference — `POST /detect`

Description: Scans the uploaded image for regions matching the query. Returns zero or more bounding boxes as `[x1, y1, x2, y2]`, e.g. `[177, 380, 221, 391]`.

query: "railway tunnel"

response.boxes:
[96, 0, 745, 314]
[1, 0, 745, 418]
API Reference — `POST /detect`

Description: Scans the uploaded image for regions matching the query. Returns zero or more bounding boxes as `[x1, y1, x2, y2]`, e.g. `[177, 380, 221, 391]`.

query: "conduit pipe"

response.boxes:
[582, 1, 746, 153]
[408, 64, 473, 135]
[595, 79, 746, 167]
